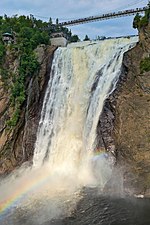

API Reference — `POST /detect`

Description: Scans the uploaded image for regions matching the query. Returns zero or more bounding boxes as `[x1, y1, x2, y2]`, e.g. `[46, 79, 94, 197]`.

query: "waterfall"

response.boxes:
[0, 37, 139, 225]
[33, 37, 137, 182]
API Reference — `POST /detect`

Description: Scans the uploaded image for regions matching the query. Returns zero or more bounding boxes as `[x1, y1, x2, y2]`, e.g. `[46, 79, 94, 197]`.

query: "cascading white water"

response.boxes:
[33, 37, 137, 184]
[0, 37, 138, 225]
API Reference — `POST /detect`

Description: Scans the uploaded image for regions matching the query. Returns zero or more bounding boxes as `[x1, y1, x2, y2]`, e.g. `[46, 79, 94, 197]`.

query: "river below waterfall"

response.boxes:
[1, 187, 150, 225]
[51, 188, 150, 225]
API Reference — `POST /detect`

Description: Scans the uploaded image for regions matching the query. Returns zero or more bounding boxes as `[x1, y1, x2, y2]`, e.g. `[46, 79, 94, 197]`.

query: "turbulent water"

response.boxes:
[2, 37, 149, 225]
[33, 38, 137, 170]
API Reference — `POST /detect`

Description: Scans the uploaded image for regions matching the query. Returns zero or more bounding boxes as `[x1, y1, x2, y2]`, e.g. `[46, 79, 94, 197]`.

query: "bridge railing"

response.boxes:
[59, 7, 148, 26]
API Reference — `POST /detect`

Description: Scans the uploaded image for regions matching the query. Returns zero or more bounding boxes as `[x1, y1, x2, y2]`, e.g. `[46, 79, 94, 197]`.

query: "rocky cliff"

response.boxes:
[114, 24, 150, 196]
[98, 23, 150, 196]
[0, 45, 56, 173]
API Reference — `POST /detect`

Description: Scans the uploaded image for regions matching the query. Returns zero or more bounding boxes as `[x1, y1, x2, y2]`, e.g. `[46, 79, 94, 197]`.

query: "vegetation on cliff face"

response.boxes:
[140, 57, 150, 73]
[0, 15, 49, 127]
[0, 41, 5, 64]
[133, 5, 150, 74]
[0, 15, 79, 127]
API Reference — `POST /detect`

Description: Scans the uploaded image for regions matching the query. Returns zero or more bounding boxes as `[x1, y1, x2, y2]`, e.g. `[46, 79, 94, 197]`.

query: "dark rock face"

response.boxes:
[96, 57, 128, 157]
[0, 45, 57, 173]
[96, 98, 115, 153]
[97, 24, 150, 196]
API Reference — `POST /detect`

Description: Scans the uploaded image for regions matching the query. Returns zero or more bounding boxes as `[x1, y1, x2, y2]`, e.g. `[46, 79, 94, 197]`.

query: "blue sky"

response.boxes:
[0, 0, 148, 40]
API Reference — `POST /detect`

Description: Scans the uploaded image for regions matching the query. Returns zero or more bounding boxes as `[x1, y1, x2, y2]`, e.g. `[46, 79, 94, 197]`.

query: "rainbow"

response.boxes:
[94, 148, 107, 155]
[91, 148, 109, 162]
[0, 167, 52, 220]
[0, 150, 108, 221]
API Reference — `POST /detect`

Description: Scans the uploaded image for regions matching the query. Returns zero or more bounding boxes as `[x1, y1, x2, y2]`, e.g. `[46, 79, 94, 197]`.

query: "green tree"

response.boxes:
[133, 13, 141, 29]
[49, 17, 53, 25]
[83, 34, 90, 41]
[70, 35, 80, 42]
[56, 18, 59, 25]
[140, 15, 149, 27]
[133, 6, 150, 29]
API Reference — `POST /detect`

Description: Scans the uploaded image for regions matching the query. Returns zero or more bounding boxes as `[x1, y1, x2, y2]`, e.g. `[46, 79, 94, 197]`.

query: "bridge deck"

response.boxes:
[59, 7, 147, 27]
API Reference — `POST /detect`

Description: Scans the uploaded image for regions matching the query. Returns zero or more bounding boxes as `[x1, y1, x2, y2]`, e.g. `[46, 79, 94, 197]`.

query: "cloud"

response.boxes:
[0, 0, 147, 39]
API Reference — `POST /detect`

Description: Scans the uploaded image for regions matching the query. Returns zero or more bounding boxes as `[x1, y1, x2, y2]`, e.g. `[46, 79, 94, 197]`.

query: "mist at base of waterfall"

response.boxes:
[1, 171, 150, 225]
[1, 157, 149, 225]
[0, 155, 117, 225]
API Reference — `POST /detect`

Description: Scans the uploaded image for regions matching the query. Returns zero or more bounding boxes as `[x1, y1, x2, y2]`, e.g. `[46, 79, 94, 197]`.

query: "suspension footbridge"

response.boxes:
[58, 6, 148, 27]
